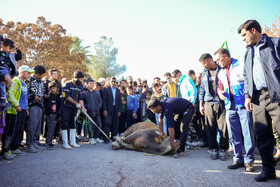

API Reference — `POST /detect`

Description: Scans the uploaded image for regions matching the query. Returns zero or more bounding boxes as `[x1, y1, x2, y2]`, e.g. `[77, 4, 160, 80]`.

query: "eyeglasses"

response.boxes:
[111, 81, 116, 83]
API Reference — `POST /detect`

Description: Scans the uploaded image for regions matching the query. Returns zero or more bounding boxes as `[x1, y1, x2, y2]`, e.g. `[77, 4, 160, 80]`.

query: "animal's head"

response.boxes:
[111, 136, 125, 150]
[112, 141, 122, 150]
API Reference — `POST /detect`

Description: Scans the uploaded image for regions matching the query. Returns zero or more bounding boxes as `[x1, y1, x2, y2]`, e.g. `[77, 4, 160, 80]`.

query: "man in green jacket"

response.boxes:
[1, 65, 33, 160]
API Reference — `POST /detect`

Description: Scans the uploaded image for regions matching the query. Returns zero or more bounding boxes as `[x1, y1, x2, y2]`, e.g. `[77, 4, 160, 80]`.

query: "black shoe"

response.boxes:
[0, 154, 3, 161]
[45, 143, 55, 150]
[244, 163, 254, 172]
[227, 161, 244, 169]
[254, 171, 276, 182]
[103, 140, 109, 144]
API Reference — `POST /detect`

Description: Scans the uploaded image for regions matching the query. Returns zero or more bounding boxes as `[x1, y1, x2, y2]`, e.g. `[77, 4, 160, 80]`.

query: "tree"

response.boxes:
[90, 36, 126, 79]
[263, 15, 280, 37]
[0, 17, 89, 80]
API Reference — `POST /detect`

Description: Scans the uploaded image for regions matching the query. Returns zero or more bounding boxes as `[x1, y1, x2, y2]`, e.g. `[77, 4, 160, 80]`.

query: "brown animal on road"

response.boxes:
[112, 121, 177, 155]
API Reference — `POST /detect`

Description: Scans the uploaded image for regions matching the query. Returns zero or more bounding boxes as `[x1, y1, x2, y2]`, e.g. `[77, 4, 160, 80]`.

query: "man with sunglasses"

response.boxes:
[102, 77, 122, 143]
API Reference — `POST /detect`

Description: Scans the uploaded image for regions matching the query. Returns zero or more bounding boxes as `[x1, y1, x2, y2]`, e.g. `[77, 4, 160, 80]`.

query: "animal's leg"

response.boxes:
[120, 142, 134, 150]
[124, 131, 142, 143]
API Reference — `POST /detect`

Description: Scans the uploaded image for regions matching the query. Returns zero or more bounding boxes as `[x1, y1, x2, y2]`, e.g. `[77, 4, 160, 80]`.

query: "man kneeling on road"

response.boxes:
[148, 97, 194, 158]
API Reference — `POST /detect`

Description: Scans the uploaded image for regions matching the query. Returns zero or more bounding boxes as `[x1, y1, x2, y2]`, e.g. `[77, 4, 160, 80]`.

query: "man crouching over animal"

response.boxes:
[148, 98, 195, 158]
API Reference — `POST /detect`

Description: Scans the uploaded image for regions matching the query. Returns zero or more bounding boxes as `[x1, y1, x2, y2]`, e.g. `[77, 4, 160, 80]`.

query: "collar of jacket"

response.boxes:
[179, 75, 186, 83]
[246, 34, 268, 49]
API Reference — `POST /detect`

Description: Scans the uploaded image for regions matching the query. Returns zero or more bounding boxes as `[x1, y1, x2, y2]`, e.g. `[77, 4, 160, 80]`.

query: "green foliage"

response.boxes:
[90, 36, 126, 79]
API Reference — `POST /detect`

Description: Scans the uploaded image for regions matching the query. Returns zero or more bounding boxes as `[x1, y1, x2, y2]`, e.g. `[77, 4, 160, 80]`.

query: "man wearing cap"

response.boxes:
[2, 65, 34, 159]
[61, 71, 86, 149]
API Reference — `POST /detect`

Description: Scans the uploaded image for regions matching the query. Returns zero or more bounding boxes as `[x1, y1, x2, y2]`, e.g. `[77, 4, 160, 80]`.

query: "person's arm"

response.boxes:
[15, 48, 22, 61]
[243, 52, 252, 112]
[7, 80, 20, 111]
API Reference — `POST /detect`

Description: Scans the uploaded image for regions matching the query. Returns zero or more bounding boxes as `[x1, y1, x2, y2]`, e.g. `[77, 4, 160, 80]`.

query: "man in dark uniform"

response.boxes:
[61, 71, 86, 149]
[148, 97, 194, 159]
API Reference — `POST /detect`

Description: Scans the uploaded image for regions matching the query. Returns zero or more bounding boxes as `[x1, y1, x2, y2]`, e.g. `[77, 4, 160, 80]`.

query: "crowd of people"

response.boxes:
[0, 19, 279, 182]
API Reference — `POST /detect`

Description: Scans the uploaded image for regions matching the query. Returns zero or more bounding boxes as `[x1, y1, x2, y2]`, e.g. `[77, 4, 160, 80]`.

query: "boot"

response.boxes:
[62, 130, 71, 150]
[70, 129, 80, 148]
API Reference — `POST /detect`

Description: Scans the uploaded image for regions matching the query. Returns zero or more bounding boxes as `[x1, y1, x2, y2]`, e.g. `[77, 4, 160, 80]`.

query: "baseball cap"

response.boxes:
[18, 65, 35, 73]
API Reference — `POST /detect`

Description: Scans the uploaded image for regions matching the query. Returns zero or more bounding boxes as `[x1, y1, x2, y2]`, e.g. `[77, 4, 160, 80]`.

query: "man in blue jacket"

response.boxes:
[215, 48, 255, 172]
[238, 19, 280, 182]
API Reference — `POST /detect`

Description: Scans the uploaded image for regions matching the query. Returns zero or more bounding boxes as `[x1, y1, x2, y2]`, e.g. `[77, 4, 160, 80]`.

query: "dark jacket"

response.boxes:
[102, 86, 121, 114]
[199, 65, 223, 104]
[44, 79, 62, 96]
[243, 34, 280, 103]
[45, 93, 60, 115]
[84, 89, 102, 116]
[61, 80, 83, 110]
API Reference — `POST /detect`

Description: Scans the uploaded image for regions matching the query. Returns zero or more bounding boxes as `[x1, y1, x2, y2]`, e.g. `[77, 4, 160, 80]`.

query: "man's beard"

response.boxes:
[75, 79, 82, 86]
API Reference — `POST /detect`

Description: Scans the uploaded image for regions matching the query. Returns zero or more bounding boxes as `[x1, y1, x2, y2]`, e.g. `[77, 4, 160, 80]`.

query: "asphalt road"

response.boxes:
[0, 142, 279, 187]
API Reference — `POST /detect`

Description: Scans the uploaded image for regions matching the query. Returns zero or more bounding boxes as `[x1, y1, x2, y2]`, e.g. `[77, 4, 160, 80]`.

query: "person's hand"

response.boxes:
[15, 106, 22, 112]
[82, 106, 87, 112]
[26, 110, 29, 116]
[103, 110, 108, 117]
[158, 131, 164, 138]
[132, 113, 137, 118]
[44, 94, 50, 99]
[245, 98, 252, 112]
[118, 112, 121, 117]
[34, 96, 40, 102]
[218, 90, 226, 100]
[200, 105, 205, 115]
[170, 140, 180, 149]
[76, 103, 81, 109]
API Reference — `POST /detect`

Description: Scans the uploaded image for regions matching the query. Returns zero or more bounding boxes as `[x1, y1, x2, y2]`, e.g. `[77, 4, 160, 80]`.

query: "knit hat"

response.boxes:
[73, 71, 84, 78]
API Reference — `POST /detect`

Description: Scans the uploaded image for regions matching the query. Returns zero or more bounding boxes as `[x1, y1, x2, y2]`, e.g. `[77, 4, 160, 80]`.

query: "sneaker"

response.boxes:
[96, 138, 104, 143]
[34, 144, 44, 151]
[210, 149, 218, 160]
[82, 136, 89, 142]
[90, 138, 97, 145]
[45, 143, 55, 150]
[192, 141, 203, 147]
[219, 149, 227, 161]
[27, 145, 38, 153]
[186, 141, 192, 146]
[3, 150, 14, 160]
[245, 163, 254, 172]
[173, 150, 186, 159]
[12, 148, 25, 155]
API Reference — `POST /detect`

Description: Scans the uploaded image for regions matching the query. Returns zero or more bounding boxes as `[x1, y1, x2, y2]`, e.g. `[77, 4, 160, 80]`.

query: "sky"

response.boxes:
[1, 0, 279, 84]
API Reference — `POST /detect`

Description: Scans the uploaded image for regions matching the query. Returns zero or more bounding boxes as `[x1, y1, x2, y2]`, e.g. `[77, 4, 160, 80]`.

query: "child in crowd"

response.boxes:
[83, 78, 103, 144]
[126, 86, 139, 128]
[151, 83, 167, 134]
[119, 86, 127, 134]
[44, 82, 60, 150]
[0, 38, 22, 109]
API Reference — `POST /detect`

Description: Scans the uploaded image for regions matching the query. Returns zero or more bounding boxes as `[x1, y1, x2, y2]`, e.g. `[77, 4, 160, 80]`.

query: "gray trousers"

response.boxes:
[46, 114, 57, 144]
[26, 106, 43, 146]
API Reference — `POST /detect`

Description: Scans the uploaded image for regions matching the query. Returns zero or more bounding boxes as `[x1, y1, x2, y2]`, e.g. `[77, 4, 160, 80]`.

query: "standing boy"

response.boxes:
[44, 82, 60, 150]
[126, 86, 139, 128]
[83, 78, 103, 144]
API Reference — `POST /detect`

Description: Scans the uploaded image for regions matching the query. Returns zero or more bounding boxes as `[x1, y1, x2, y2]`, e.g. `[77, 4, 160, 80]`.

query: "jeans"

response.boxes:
[226, 101, 255, 164]
[26, 106, 43, 146]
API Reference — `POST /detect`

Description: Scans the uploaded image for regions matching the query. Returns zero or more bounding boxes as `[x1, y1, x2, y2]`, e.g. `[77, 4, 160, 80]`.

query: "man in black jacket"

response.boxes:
[238, 19, 280, 182]
[102, 77, 121, 143]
